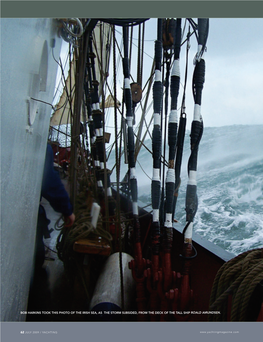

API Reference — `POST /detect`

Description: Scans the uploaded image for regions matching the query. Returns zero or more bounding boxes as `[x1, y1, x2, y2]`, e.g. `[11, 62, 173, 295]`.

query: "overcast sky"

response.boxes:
[112, 18, 263, 131]
[56, 18, 263, 131]
[202, 18, 263, 128]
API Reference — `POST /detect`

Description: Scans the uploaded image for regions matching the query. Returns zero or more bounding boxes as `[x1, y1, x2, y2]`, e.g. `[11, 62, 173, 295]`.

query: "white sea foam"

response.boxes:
[136, 125, 263, 255]
[103, 125, 263, 255]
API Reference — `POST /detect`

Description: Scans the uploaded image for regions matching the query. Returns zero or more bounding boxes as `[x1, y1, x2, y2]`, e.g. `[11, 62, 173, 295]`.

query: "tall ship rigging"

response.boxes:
[1, 18, 262, 323]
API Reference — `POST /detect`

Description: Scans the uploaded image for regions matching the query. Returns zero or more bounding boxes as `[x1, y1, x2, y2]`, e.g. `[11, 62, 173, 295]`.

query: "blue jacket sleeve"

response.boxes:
[41, 144, 73, 216]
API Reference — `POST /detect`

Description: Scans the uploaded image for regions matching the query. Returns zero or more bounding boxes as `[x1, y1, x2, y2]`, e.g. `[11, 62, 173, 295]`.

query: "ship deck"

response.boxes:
[26, 182, 235, 323]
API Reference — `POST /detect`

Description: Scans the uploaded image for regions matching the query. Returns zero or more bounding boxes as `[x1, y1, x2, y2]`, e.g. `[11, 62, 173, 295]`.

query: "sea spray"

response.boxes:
[56, 125, 263, 255]
[135, 125, 263, 255]
[57, 124, 263, 256]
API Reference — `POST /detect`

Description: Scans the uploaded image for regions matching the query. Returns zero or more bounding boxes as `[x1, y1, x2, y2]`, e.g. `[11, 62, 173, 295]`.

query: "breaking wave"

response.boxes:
[137, 125, 263, 255]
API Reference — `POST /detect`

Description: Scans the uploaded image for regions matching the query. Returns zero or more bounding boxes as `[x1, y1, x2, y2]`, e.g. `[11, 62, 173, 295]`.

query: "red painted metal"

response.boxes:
[134, 242, 145, 277]
[129, 258, 147, 321]
[256, 303, 263, 322]
[151, 254, 160, 277]
[179, 243, 194, 311]
[163, 253, 172, 292]
[157, 270, 170, 321]
[145, 267, 159, 320]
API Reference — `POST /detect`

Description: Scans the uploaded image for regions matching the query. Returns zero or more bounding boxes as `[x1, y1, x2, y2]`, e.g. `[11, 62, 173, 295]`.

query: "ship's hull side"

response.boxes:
[1, 18, 62, 321]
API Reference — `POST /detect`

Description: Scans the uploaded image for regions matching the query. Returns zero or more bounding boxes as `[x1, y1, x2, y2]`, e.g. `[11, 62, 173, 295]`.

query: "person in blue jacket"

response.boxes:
[34, 144, 75, 269]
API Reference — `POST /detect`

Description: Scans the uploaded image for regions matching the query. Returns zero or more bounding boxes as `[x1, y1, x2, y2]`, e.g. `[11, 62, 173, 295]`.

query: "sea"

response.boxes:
[124, 124, 263, 256]
[55, 124, 263, 256]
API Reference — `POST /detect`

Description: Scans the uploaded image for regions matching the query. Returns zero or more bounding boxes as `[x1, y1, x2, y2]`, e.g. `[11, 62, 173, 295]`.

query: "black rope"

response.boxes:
[192, 59, 206, 105]
[197, 18, 209, 59]
[122, 24, 142, 251]
[186, 18, 198, 41]
[172, 26, 190, 220]
[88, 34, 106, 193]
[184, 19, 208, 227]
[151, 18, 163, 256]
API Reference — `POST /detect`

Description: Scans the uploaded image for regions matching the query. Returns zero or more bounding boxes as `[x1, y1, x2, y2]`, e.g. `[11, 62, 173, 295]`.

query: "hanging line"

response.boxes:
[88, 32, 114, 217]
[84, 62, 96, 176]
[163, 18, 181, 251]
[172, 23, 191, 221]
[160, 19, 178, 227]
[150, 18, 163, 274]
[84, 44, 99, 195]
[160, 37, 171, 229]
[69, 25, 90, 209]
[122, 24, 144, 277]
[112, 24, 125, 315]
[183, 18, 208, 248]
[161, 18, 182, 292]
[87, 34, 104, 198]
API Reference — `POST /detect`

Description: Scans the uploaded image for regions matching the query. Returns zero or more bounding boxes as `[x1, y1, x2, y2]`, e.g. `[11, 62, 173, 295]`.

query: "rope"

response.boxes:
[136, 159, 151, 181]
[60, 18, 84, 38]
[209, 248, 263, 321]
[113, 25, 125, 312]
[56, 188, 113, 266]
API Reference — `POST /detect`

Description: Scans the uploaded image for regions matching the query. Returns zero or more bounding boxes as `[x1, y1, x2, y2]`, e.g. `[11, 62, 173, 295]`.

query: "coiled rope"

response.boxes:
[56, 188, 113, 266]
[209, 248, 263, 321]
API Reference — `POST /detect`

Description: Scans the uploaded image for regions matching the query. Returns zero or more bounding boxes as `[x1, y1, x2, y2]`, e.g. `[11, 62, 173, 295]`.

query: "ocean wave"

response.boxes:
[137, 125, 263, 255]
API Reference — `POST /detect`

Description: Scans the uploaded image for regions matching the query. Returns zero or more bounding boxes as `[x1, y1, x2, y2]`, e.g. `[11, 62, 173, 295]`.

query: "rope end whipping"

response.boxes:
[91, 202, 101, 229]
[193, 18, 209, 65]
